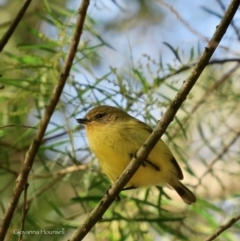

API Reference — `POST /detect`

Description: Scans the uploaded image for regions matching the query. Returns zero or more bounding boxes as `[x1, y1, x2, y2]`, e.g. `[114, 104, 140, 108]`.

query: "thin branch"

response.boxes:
[157, 58, 240, 82]
[209, 58, 240, 64]
[18, 165, 86, 209]
[21, 175, 64, 209]
[126, 58, 240, 110]
[30, 164, 87, 179]
[69, 1, 240, 240]
[216, 0, 240, 40]
[0, 6, 41, 28]
[42, 131, 69, 143]
[100, 217, 183, 222]
[0, 141, 21, 151]
[158, 0, 208, 41]
[41, 125, 84, 143]
[171, 65, 240, 238]
[0, 124, 37, 129]
[167, 63, 239, 143]
[0, 165, 19, 177]
[0, 0, 32, 52]
[195, 131, 240, 187]
[18, 183, 29, 241]
[204, 213, 240, 241]
[0, 0, 90, 240]
[0, 178, 17, 194]
[173, 130, 240, 240]
[189, 63, 240, 116]
[173, 131, 240, 240]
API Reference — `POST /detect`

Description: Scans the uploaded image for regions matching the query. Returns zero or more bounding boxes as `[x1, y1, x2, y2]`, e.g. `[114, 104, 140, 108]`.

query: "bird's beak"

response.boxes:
[76, 118, 91, 125]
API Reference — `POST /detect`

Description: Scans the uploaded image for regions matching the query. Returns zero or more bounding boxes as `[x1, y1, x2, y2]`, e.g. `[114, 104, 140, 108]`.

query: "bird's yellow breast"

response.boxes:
[85, 121, 179, 188]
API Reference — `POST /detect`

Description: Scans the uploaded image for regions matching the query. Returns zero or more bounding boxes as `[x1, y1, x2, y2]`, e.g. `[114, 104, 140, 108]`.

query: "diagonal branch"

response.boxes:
[0, 0, 32, 52]
[195, 131, 240, 187]
[126, 58, 240, 110]
[167, 63, 240, 144]
[18, 183, 29, 241]
[69, 0, 240, 240]
[216, 0, 240, 40]
[204, 213, 240, 241]
[0, 0, 90, 240]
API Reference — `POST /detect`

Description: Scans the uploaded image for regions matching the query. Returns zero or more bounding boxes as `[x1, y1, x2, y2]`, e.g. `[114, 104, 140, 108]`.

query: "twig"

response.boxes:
[21, 175, 64, 208]
[126, 58, 240, 110]
[41, 125, 84, 143]
[18, 165, 87, 210]
[42, 131, 69, 143]
[30, 164, 87, 179]
[167, 62, 239, 144]
[0, 6, 41, 28]
[69, 1, 240, 240]
[0, 140, 24, 152]
[216, 0, 240, 40]
[189, 63, 240, 116]
[100, 217, 183, 222]
[0, 165, 19, 177]
[0, 124, 37, 129]
[18, 183, 29, 241]
[0, 0, 32, 52]
[204, 213, 240, 241]
[0, 0, 90, 240]
[167, 46, 240, 241]
[158, 0, 208, 41]
[195, 131, 240, 187]
[157, 58, 240, 82]
[169, 64, 240, 239]
[172, 131, 240, 240]
[0, 178, 17, 195]
[209, 58, 240, 64]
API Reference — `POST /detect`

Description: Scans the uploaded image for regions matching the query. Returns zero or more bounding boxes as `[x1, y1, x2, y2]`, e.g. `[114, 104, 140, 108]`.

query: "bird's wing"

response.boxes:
[132, 118, 184, 180]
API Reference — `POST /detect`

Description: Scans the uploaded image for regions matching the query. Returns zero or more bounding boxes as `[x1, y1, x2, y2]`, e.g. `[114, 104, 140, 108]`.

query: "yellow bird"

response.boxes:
[77, 105, 196, 204]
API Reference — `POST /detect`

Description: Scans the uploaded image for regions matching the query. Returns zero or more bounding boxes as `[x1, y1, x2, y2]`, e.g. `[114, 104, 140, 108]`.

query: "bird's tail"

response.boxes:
[170, 180, 196, 205]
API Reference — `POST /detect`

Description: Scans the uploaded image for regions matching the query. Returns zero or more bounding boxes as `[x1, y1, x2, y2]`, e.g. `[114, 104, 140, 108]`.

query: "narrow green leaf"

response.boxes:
[163, 42, 182, 64]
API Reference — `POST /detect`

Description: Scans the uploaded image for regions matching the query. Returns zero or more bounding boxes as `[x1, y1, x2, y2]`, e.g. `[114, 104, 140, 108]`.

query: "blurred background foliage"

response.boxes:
[0, 0, 240, 240]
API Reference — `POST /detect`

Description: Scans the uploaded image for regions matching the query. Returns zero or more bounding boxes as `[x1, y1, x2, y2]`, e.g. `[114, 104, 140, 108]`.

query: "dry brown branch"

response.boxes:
[18, 183, 29, 241]
[0, 0, 90, 240]
[0, 0, 32, 52]
[204, 213, 240, 241]
[158, 0, 207, 41]
[69, 1, 240, 240]
[158, 0, 240, 56]
[30, 164, 87, 179]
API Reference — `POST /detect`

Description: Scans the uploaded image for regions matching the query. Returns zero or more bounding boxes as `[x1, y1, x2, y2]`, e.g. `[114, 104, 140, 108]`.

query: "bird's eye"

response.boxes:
[95, 113, 106, 119]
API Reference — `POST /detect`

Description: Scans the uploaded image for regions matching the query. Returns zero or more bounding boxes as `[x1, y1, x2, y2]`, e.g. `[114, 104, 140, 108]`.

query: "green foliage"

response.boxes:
[0, 1, 240, 241]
